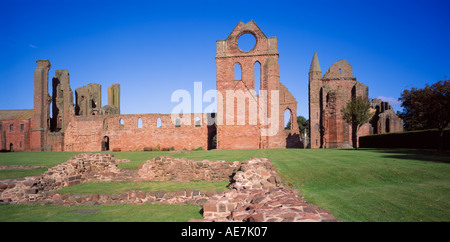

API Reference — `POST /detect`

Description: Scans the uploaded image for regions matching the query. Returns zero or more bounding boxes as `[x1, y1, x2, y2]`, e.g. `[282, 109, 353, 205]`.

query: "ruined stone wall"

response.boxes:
[0, 153, 238, 204]
[0, 153, 126, 204]
[309, 56, 375, 148]
[137, 156, 241, 182]
[31, 60, 51, 151]
[0, 119, 31, 151]
[198, 158, 339, 222]
[63, 115, 104, 151]
[51, 69, 74, 132]
[47, 132, 65, 152]
[63, 113, 210, 151]
[216, 21, 300, 150]
[0, 153, 339, 222]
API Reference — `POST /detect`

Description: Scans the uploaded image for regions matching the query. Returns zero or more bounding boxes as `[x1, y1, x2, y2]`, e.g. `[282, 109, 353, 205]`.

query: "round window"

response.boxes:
[238, 33, 256, 52]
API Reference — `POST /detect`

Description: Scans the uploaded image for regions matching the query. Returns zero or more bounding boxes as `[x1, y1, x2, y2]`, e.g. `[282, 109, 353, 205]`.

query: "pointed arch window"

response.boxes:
[138, 118, 143, 129]
[254, 61, 261, 94]
[157, 117, 162, 128]
[234, 63, 242, 80]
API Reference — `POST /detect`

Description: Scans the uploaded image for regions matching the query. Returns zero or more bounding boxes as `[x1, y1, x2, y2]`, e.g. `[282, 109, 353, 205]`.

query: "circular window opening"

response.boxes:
[238, 33, 256, 52]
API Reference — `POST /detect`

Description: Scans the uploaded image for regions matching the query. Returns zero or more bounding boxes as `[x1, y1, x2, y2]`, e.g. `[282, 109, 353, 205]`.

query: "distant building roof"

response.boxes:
[0, 109, 34, 121]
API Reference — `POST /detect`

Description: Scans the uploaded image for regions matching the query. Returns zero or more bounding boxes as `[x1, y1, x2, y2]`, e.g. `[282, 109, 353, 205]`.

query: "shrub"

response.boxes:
[359, 129, 450, 150]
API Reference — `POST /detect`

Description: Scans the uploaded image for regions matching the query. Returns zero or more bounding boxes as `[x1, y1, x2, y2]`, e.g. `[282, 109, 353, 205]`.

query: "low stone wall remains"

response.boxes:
[0, 153, 339, 222]
[192, 158, 339, 222]
[0, 153, 239, 204]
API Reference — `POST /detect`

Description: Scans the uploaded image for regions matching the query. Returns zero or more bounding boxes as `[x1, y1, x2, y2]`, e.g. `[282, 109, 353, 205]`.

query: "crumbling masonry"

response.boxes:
[0, 21, 402, 151]
[0, 153, 339, 222]
[308, 52, 403, 149]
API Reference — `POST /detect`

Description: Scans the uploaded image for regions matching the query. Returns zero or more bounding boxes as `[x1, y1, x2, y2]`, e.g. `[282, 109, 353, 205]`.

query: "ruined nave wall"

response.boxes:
[63, 113, 209, 152]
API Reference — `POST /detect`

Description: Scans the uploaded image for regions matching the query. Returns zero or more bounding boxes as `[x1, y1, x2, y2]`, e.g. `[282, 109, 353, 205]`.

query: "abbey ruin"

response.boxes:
[0, 21, 402, 152]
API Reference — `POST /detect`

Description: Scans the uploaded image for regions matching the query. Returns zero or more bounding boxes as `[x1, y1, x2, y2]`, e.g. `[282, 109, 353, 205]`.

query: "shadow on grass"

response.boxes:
[358, 148, 450, 164]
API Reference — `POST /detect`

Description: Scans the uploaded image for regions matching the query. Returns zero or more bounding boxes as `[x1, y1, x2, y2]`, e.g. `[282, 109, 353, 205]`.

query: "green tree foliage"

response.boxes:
[341, 96, 372, 149]
[285, 115, 309, 136]
[398, 80, 449, 151]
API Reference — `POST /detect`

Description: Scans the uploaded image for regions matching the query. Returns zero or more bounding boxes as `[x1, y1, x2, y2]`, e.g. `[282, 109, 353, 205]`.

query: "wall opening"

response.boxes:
[102, 136, 110, 151]
[9, 143, 13, 152]
[284, 109, 292, 130]
[119, 118, 124, 129]
[209, 134, 217, 150]
[254, 61, 261, 94]
[175, 117, 181, 127]
[157, 117, 162, 128]
[234, 63, 242, 80]
[238, 33, 256, 52]
[138, 118, 143, 129]
[195, 116, 201, 127]
[207, 118, 217, 150]
[385, 118, 390, 133]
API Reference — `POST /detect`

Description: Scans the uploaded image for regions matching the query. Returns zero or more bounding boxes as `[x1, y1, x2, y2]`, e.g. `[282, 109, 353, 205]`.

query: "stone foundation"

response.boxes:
[0, 153, 339, 222]
[194, 158, 339, 222]
[137, 156, 241, 182]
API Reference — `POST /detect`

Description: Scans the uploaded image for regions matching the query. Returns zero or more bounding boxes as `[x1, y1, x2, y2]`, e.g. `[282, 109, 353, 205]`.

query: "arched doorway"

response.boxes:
[102, 136, 110, 151]
[9, 143, 13, 152]
[284, 109, 292, 130]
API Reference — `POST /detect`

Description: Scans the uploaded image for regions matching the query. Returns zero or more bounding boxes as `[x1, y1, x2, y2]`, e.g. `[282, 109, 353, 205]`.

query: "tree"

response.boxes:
[285, 115, 309, 136]
[341, 96, 372, 149]
[398, 80, 449, 151]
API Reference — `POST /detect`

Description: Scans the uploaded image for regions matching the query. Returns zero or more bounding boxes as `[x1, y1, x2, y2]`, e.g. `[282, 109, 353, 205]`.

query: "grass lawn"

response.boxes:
[0, 204, 203, 222]
[55, 180, 229, 194]
[0, 151, 82, 179]
[0, 148, 449, 222]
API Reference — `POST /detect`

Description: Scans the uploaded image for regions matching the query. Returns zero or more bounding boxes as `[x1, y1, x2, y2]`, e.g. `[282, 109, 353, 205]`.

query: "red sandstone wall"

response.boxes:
[64, 113, 208, 151]
[0, 119, 31, 151]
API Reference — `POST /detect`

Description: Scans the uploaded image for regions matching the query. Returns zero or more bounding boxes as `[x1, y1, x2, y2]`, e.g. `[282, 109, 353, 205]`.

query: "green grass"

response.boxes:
[55, 180, 229, 194]
[262, 148, 450, 222]
[112, 149, 267, 170]
[0, 204, 202, 222]
[1, 148, 449, 221]
[0, 151, 83, 179]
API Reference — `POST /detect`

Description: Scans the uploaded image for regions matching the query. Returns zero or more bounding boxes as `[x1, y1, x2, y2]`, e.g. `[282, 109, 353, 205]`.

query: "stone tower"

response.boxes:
[51, 69, 74, 132]
[31, 60, 51, 151]
[308, 52, 322, 149]
[75, 83, 102, 116]
[108, 84, 120, 113]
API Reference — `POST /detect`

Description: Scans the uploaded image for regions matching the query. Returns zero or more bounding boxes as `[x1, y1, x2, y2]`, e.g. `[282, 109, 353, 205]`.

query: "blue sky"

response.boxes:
[1, 0, 449, 121]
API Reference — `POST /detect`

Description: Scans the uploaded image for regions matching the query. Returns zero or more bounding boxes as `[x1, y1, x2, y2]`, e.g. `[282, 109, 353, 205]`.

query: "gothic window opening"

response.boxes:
[234, 63, 242, 80]
[254, 61, 261, 94]
[138, 118, 143, 129]
[195, 116, 201, 127]
[157, 117, 162, 128]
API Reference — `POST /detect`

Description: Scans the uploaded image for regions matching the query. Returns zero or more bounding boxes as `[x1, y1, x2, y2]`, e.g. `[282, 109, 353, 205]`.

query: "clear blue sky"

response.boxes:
[1, 0, 449, 120]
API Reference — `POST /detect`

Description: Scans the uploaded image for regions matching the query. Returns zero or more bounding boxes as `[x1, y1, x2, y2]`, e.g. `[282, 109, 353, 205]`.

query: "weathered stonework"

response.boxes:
[137, 156, 241, 182]
[196, 158, 339, 222]
[308, 53, 403, 148]
[0, 153, 339, 222]
[0, 153, 129, 204]
[0, 21, 401, 152]
[215, 20, 301, 150]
